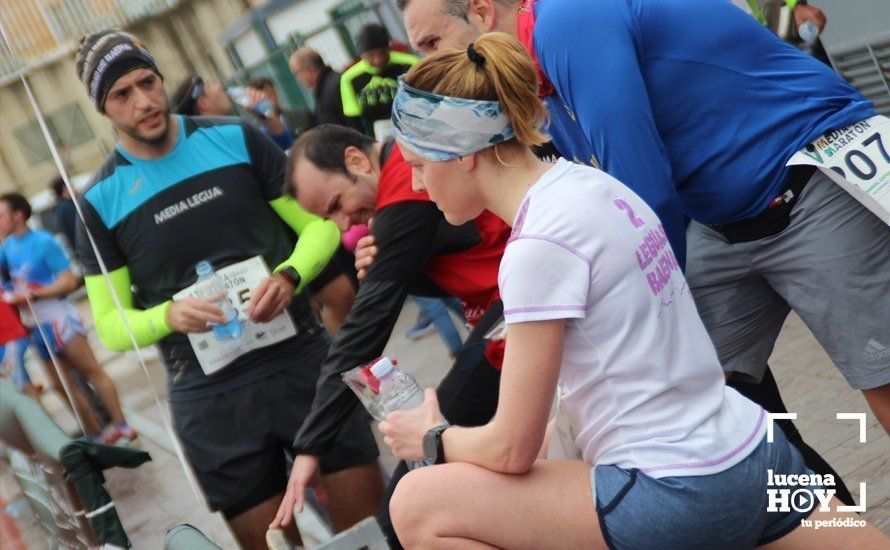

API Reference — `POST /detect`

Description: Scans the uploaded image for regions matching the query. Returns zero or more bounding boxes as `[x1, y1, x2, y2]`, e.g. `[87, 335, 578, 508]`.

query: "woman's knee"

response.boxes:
[390, 466, 456, 542]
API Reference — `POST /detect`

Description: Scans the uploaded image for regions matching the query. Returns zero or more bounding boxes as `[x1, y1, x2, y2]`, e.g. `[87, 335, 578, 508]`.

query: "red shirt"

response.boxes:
[375, 144, 509, 324]
[0, 302, 27, 344]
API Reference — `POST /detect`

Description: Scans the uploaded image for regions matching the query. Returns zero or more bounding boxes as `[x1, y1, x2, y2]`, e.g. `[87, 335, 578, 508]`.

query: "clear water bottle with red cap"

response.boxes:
[368, 357, 430, 469]
[369, 357, 424, 417]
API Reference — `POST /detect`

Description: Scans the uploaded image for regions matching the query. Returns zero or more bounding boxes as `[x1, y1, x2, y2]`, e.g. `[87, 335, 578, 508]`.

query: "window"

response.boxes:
[14, 103, 94, 165]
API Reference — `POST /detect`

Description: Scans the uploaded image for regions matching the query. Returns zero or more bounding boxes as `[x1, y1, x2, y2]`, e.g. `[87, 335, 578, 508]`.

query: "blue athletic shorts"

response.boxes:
[592, 428, 821, 549]
[30, 313, 85, 360]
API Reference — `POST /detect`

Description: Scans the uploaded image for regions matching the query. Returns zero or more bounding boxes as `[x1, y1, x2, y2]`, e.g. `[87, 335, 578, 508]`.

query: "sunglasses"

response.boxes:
[174, 76, 204, 116]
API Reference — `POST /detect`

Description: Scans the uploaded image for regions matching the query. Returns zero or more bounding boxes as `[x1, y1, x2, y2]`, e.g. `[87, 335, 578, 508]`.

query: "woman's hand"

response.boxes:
[379, 388, 445, 461]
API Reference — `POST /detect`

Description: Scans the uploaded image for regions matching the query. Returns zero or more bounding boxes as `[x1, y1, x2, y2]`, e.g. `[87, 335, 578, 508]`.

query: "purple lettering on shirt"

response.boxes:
[631, 219, 684, 299]
[636, 249, 652, 270]
[646, 271, 662, 295]
[614, 198, 646, 228]
[645, 234, 657, 260]
[656, 224, 668, 248]
[665, 248, 679, 271]
[641, 247, 681, 297]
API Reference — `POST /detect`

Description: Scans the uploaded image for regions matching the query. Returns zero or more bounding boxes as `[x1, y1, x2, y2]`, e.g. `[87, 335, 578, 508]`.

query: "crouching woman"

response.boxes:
[378, 32, 888, 550]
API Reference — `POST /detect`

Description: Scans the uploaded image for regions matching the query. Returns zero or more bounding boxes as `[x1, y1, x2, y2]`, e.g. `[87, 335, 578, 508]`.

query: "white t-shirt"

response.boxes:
[499, 159, 765, 478]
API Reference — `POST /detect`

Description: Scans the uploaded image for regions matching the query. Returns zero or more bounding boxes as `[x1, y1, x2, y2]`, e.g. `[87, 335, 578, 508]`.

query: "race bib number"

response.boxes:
[787, 115, 890, 225]
[172, 256, 297, 376]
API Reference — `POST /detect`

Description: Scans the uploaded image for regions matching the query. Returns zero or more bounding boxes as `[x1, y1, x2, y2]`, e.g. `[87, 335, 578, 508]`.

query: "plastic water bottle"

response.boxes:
[798, 21, 819, 44]
[228, 86, 275, 117]
[194, 261, 243, 341]
[369, 358, 431, 469]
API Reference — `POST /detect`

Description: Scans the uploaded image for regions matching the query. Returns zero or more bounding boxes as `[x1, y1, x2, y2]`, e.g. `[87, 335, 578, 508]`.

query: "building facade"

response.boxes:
[0, 0, 250, 196]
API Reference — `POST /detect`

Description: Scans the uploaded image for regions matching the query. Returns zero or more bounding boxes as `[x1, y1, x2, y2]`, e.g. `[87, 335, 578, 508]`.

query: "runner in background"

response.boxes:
[0, 193, 135, 444]
[72, 30, 383, 548]
[50, 176, 78, 252]
[378, 35, 889, 548]
[243, 77, 316, 147]
[269, 124, 510, 544]
[170, 75, 296, 148]
[397, 0, 890, 494]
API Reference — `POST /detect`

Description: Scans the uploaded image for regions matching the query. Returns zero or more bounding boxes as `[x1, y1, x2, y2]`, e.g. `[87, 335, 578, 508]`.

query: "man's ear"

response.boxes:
[344, 146, 373, 175]
[467, 0, 498, 32]
[195, 95, 208, 115]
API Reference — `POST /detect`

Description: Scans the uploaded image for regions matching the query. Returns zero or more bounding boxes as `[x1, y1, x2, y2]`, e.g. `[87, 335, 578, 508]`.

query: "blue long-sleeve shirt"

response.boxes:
[533, 0, 875, 265]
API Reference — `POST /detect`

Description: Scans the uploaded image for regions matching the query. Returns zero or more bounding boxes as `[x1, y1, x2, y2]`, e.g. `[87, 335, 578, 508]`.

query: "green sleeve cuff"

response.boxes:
[269, 197, 340, 294]
[273, 262, 310, 295]
[145, 300, 174, 339]
[85, 269, 174, 351]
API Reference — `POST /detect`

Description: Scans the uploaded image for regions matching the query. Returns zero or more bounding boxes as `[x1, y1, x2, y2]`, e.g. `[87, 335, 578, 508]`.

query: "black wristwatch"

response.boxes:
[278, 266, 301, 290]
[423, 424, 449, 465]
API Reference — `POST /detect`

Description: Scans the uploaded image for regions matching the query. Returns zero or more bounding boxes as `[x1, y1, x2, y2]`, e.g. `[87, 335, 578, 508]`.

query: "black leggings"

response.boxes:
[727, 367, 854, 506]
[377, 301, 504, 548]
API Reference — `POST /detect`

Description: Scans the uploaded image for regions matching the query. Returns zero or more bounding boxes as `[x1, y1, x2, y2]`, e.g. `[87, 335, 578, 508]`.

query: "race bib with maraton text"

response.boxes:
[172, 256, 297, 375]
[787, 115, 890, 225]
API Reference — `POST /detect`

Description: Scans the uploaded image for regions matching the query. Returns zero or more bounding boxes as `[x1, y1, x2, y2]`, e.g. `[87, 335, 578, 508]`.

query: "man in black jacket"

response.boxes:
[270, 125, 508, 546]
[290, 48, 349, 128]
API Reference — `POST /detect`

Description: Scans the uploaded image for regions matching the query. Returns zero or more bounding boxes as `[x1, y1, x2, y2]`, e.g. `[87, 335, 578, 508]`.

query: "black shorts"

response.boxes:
[170, 332, 379, 516]
[308, 246, 358, 293]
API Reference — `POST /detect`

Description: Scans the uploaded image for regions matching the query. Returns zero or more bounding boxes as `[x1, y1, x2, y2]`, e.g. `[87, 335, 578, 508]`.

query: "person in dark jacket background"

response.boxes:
[50, 177, 77, 251]
[290, 47, 349, 127]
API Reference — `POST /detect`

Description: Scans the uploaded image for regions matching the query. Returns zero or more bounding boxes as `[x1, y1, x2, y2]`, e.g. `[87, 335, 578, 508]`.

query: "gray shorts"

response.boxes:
[686, 169, 890, 390]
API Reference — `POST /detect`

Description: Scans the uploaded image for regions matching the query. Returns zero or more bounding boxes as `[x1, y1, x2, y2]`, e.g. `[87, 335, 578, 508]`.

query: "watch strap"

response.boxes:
[430, 424, 449, 465]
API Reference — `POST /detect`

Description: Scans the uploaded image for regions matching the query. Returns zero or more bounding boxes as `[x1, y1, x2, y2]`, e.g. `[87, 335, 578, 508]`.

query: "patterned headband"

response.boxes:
[391, 77, 515, 162]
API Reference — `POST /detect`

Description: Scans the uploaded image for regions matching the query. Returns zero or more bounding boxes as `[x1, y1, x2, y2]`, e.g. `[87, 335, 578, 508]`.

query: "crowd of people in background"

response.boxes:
[2, 1, 889, 548]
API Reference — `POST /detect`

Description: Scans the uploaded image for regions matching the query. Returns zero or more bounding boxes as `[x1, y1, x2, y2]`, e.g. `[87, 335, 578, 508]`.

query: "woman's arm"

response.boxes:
[442, 320, 563, 473]
[380, 319, 564, 474]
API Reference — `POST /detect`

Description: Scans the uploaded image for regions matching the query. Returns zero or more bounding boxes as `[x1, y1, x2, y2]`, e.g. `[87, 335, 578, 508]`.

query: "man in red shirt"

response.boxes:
[270, 124, 510, 544]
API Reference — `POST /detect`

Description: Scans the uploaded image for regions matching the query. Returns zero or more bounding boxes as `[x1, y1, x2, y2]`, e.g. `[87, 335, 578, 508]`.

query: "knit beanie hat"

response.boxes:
[74, 29, 162, 112]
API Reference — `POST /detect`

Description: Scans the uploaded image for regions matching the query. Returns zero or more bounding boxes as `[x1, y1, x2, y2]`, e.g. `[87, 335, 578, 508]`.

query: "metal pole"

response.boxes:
[866, 44, 890, 100]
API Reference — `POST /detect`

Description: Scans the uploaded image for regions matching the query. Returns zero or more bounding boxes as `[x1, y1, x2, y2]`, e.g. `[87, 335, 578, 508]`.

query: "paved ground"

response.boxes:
[2, 297, 887, 548]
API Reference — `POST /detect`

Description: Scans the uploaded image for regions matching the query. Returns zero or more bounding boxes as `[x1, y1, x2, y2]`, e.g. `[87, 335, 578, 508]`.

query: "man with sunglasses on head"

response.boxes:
[171, 75, 296, 147]
[73, 31, 384, 548]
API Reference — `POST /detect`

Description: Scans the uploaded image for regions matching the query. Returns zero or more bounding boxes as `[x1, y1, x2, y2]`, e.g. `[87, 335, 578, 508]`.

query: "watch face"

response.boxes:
[283, 267, 300, 285]
[423, 429, 438, 462]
